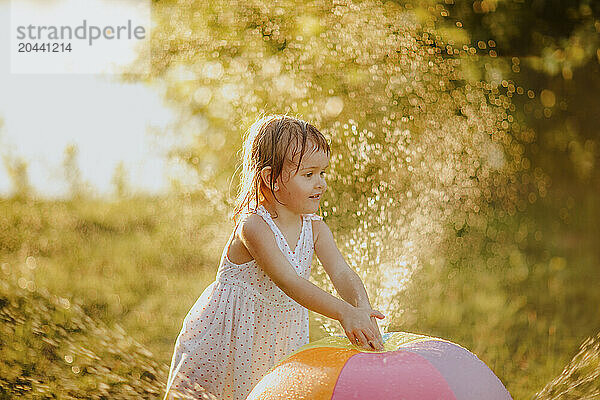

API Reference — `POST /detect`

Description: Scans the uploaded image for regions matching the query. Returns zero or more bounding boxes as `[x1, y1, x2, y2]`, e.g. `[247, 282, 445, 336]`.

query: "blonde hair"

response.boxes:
[231, 115, 330, 224]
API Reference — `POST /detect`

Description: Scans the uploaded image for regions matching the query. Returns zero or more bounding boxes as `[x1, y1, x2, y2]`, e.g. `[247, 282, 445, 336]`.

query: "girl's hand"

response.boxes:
[339, 306, 385, 351]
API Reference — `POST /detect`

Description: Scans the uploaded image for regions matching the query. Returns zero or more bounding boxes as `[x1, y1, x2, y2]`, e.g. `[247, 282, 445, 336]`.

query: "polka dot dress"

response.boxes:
[164, 204, 323, 400]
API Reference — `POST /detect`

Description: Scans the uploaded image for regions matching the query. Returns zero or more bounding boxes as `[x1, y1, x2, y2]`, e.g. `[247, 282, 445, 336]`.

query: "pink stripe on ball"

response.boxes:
[331, 350, 456, 400]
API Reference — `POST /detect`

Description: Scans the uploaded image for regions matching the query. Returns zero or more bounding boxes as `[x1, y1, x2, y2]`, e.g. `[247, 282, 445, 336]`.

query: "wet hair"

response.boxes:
[231, 115, 330, 224]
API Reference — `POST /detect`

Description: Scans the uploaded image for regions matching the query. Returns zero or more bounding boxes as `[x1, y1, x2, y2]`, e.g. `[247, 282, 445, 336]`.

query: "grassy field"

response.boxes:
[0, 195, 229, 365]
[1, 193, 599, 399]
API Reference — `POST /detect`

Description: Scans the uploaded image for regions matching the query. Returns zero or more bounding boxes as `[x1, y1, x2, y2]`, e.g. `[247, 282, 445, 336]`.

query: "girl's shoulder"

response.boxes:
[236, 210, 326, 253]
[234, 210, 268, 239]
[228, 212, 268, 264]
[305, 213, 326, 248]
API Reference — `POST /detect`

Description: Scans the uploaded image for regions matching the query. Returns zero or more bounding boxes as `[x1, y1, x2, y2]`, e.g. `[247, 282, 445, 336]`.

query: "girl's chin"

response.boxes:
[300, 202, 320, 212]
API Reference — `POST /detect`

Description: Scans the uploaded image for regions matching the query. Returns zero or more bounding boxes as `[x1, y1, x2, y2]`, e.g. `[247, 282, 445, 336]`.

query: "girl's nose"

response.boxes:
[318, 177, 327, 190]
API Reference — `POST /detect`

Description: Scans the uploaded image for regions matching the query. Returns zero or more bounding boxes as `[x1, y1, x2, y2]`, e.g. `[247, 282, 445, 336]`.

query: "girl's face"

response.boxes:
[277, 143, 329, 215]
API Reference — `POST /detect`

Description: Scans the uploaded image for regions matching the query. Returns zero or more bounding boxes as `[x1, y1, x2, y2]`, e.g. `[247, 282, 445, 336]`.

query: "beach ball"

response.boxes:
[247, 331, 512, 400]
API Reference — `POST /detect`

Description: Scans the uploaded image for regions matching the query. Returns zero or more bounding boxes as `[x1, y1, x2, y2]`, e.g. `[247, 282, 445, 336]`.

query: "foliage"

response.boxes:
[0, 262, 168, 399]
[0, 195, 229, 365]
[534, 333, 600, 400]
[1, 191, 599, 398]
[62, 144, 91, 200]
[130, 0, 540, 338]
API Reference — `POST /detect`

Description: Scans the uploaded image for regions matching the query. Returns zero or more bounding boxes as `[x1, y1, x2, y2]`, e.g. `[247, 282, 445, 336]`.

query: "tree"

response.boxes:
[62, 144, 90, 199]
[111, 161, 131, 199]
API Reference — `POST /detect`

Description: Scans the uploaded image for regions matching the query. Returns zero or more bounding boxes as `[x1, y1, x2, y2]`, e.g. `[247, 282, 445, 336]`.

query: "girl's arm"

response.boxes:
[312, 219, 373, 308]
[241, 214, 385, 351]
[240, 214, 354, 322]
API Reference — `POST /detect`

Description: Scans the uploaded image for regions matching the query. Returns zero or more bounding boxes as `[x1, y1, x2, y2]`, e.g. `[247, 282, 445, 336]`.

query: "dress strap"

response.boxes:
[305, 213, 323, 221]
[252, 204, 282, 238]
[303, 213, 322, 251]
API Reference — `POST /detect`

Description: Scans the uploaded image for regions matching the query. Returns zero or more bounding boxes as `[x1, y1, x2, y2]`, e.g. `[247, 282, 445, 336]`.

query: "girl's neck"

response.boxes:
[259, 201, 303, 227]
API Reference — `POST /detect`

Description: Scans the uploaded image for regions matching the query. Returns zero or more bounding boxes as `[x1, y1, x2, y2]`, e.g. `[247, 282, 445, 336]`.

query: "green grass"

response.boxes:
[0, 195, 227, 365]
[1, 193, 599, 399]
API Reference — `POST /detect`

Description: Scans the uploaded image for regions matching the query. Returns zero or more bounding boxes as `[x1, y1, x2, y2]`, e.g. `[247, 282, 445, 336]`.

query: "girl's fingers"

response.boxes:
[345, 330, 355, 345]
[370, 316, 384, 347]
[347, 330, 361, 347]
[362, 331, 377, 350]
[370, 320, 381, 344]
[367, 330, 384, 350]
[355, 331, 369, 349]
[348, 329, 383, 350]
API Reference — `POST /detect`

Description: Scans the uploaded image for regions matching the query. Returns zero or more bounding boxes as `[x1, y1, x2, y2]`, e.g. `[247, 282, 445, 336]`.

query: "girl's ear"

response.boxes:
[260, 166, 278, 191]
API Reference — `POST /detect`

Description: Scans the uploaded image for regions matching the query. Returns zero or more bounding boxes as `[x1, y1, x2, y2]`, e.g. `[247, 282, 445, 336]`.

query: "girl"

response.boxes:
[165, 115, 386, 400]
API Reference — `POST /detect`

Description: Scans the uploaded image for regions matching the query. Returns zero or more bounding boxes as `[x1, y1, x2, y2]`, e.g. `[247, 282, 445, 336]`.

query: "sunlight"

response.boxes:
[0, 1, 176, 198]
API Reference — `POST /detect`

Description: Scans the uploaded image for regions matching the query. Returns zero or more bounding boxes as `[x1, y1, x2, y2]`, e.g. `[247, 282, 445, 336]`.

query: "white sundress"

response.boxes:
[164, 204, 323, 400]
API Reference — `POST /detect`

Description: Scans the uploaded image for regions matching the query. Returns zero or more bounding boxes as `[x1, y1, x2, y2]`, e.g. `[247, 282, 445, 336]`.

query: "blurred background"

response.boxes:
[1, 0, 599, 399]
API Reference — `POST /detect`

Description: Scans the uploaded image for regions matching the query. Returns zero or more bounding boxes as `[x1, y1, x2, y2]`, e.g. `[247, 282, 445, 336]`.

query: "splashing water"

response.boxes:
[0, 261, 220, 399]
[121, 0, 598, 397]
[534, 333, 600, 400]
[140, 0, 537, 337]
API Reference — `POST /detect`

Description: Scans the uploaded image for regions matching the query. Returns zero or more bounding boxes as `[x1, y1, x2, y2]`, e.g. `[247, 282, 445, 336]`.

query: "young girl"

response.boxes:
[164, 115, 386, 400]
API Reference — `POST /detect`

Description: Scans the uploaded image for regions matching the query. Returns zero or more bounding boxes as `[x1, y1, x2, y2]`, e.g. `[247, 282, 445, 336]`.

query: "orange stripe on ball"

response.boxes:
[247, 347, 359, 400]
